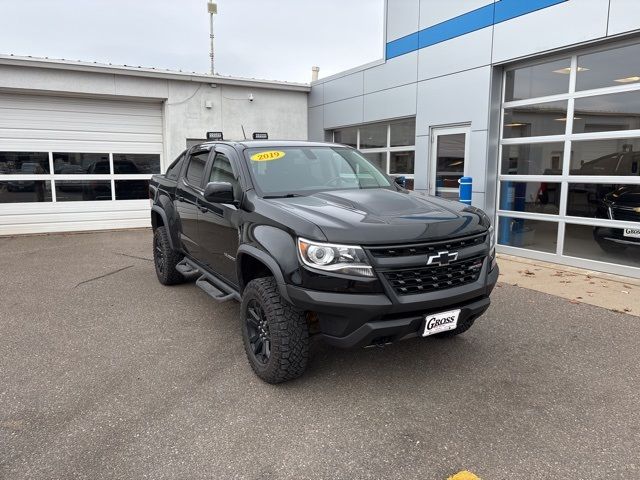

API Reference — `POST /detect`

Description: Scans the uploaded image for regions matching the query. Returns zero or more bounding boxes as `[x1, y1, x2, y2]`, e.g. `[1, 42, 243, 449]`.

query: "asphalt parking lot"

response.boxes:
[1, 230, 639, 479]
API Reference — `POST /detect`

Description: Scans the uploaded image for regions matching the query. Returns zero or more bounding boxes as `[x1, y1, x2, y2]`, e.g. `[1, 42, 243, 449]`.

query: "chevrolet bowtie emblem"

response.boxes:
[427, 251, 459, 267]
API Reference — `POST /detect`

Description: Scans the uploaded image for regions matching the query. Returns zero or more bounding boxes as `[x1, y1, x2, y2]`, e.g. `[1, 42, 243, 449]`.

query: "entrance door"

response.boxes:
[429, 126, 470, 199]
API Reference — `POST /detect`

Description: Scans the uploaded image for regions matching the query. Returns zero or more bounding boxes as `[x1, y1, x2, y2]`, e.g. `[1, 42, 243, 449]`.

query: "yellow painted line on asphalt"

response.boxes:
[447, 471, 481, 480]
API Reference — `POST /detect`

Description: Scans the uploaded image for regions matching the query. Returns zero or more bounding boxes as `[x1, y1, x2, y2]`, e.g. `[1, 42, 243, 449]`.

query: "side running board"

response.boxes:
[196, 275, 237, 302]
[177, 258, 241, 303]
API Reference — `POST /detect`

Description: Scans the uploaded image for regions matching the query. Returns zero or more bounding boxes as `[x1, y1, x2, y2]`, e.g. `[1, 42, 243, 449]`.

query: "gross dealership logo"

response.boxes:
[426, 315, 456, 330]
[427, 250, 458, 267]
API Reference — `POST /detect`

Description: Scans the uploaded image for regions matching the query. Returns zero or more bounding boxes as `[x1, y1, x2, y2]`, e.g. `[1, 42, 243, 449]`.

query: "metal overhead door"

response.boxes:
[0, 92, 163, 234]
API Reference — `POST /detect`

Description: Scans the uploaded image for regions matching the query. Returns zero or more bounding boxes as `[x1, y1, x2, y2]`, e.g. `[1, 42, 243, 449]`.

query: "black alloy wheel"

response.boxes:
[240, 277, 309, 383]
[245, 299, 271, 364]
[154, 233, 166, 275]
[152, 226, 185, 285]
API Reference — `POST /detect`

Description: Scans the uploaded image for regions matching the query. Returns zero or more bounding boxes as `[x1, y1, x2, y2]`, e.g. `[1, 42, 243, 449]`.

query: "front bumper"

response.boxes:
[286, 262, 499, 348]
[594, 227, 640, 247]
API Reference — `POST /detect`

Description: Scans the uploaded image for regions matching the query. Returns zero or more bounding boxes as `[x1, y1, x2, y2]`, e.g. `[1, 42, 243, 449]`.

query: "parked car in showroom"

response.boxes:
[149, 138, 498, 383]
[594, 185, 640, 253]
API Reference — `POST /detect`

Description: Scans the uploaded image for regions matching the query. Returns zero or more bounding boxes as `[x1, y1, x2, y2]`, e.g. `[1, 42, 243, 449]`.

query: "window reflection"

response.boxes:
[0, 152, 50, 174]
[565, 222, 640, 268]
[389, 151, 414, 174]
[332, 127, 357, 147]
[359, 123, 387, 149]
[500, 181, 561, 215]
[361, 152, 386, 171]
[0, 180, 52, 202]
[577, 43, 640, 91]
[53, 153, 108, 174]
[570, 139, 640, 175]
[498, 217, 558, 253]
[503, 100, 568, 138]
[567, 183, 640, 221]
[115, 180, 150, 200]
[505, 58, 571, 101]
[56, 180, 112, 201]
[501, 142, 564, 175]
[573, 91, 640, 134]
[390, 119, 416, 147]
[113, 154, 160, 174]
[435, 133, 465, 196]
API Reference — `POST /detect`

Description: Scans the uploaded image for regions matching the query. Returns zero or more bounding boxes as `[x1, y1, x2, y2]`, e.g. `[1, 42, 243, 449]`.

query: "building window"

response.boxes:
[499, 42, 640, 275]
[330, 118, 416, 189]
[0, 151, 160, 203]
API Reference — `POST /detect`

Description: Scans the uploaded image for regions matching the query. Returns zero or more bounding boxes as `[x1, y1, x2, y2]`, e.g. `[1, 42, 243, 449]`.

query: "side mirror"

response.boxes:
[203, 181, 234, 203]
[393, 175, 407, 188]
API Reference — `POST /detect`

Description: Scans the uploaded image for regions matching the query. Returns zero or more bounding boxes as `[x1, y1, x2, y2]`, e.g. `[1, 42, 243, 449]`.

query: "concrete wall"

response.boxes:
[163, 81, 308, 163]
[308, 0, 640, 213]
[0, 62, 309, 170]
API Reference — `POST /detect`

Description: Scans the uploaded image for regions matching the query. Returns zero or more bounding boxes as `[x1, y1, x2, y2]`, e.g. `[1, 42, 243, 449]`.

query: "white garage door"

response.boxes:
[0, 92, 163, 235]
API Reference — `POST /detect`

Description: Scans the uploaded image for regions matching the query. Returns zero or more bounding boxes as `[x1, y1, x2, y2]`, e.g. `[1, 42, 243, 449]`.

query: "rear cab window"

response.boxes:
[184, 150, 210, 188]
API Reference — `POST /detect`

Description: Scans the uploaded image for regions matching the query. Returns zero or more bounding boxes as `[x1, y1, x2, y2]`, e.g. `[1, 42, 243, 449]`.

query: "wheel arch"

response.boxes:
[151, 205, 178, 251]
[237, 245, 291, 302]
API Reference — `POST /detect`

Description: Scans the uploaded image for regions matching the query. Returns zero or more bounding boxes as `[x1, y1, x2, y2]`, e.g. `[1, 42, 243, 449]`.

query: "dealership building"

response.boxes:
[0, 55, 308, 234]
[1, 0, 640, 278]
[308, 0, 640, 277]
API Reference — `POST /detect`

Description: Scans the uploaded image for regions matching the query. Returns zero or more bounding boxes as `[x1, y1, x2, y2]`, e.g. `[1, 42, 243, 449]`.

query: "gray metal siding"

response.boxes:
[386, 0, 420, 42]
[491, 0, 610, 63]
[608, 0, 640, 35]
[363, 84, 417, 123]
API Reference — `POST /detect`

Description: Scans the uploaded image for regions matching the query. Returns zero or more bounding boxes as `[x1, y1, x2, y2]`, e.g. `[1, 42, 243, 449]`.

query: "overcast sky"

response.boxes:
[0, 0, 384, 83]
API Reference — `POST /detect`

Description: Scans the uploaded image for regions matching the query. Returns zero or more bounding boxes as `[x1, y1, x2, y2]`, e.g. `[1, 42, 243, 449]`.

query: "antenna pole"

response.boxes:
[241, 125, 247, 140]
[208, 2, 218, 75]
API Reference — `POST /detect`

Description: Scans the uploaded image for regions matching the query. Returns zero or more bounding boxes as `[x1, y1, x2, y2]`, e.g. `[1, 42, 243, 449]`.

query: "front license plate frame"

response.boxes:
[422, 309, 461, 337]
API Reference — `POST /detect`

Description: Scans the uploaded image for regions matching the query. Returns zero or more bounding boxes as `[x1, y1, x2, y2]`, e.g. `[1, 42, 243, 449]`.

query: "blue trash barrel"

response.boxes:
[459, 176, 472, 205]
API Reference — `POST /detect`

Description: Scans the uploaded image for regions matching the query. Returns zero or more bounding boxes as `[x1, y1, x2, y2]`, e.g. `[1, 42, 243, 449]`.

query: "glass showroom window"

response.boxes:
[0, 151, 160, 203]
[499, 41, 640, 276]
[331, 118, 416, 189]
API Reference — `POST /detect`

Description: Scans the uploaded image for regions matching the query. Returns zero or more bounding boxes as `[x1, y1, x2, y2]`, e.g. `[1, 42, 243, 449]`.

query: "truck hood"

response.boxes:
[265, 188, 488, 244]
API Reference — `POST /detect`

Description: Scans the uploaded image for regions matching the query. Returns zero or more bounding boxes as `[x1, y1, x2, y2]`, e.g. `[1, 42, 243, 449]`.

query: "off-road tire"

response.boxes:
[241, 277, 309, 384]
[153, 226, 185, 285]
[433, 315, 477, 338]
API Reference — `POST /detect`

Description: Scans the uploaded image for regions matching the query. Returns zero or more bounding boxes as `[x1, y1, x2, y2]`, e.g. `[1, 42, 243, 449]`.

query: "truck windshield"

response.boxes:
[244, 146, 392, 196]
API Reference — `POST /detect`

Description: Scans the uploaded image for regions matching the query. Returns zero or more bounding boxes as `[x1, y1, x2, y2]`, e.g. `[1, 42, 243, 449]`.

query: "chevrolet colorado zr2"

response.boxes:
[149, 140, 498, 383]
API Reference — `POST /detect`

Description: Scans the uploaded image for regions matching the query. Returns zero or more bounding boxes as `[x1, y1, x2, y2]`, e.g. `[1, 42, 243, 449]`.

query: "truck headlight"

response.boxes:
[297, 238, 373, 277]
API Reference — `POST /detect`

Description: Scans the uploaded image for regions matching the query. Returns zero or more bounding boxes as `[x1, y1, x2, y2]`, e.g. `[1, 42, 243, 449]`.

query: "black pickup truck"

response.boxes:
[149, 140, 498, 383]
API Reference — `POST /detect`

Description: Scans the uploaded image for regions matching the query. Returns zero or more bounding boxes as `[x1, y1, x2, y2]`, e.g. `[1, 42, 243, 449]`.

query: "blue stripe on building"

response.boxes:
[386, 0, 568, 59]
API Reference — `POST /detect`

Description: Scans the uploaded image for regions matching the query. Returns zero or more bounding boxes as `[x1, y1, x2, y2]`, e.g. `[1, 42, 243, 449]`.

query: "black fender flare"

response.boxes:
[151, 206, 175, 250]
[236, 244, 292, 303]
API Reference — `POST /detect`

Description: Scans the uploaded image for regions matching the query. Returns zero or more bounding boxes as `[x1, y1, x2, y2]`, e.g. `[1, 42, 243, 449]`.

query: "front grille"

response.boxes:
[611, 207, 639, 222]
[368, 233, 487, 258]
[383, 256, 485, 296]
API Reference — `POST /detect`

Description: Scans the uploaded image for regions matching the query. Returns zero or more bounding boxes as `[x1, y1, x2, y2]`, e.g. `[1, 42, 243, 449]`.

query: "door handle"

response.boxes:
[199, 205, 208, 213]
[177, 195, 185, 202]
